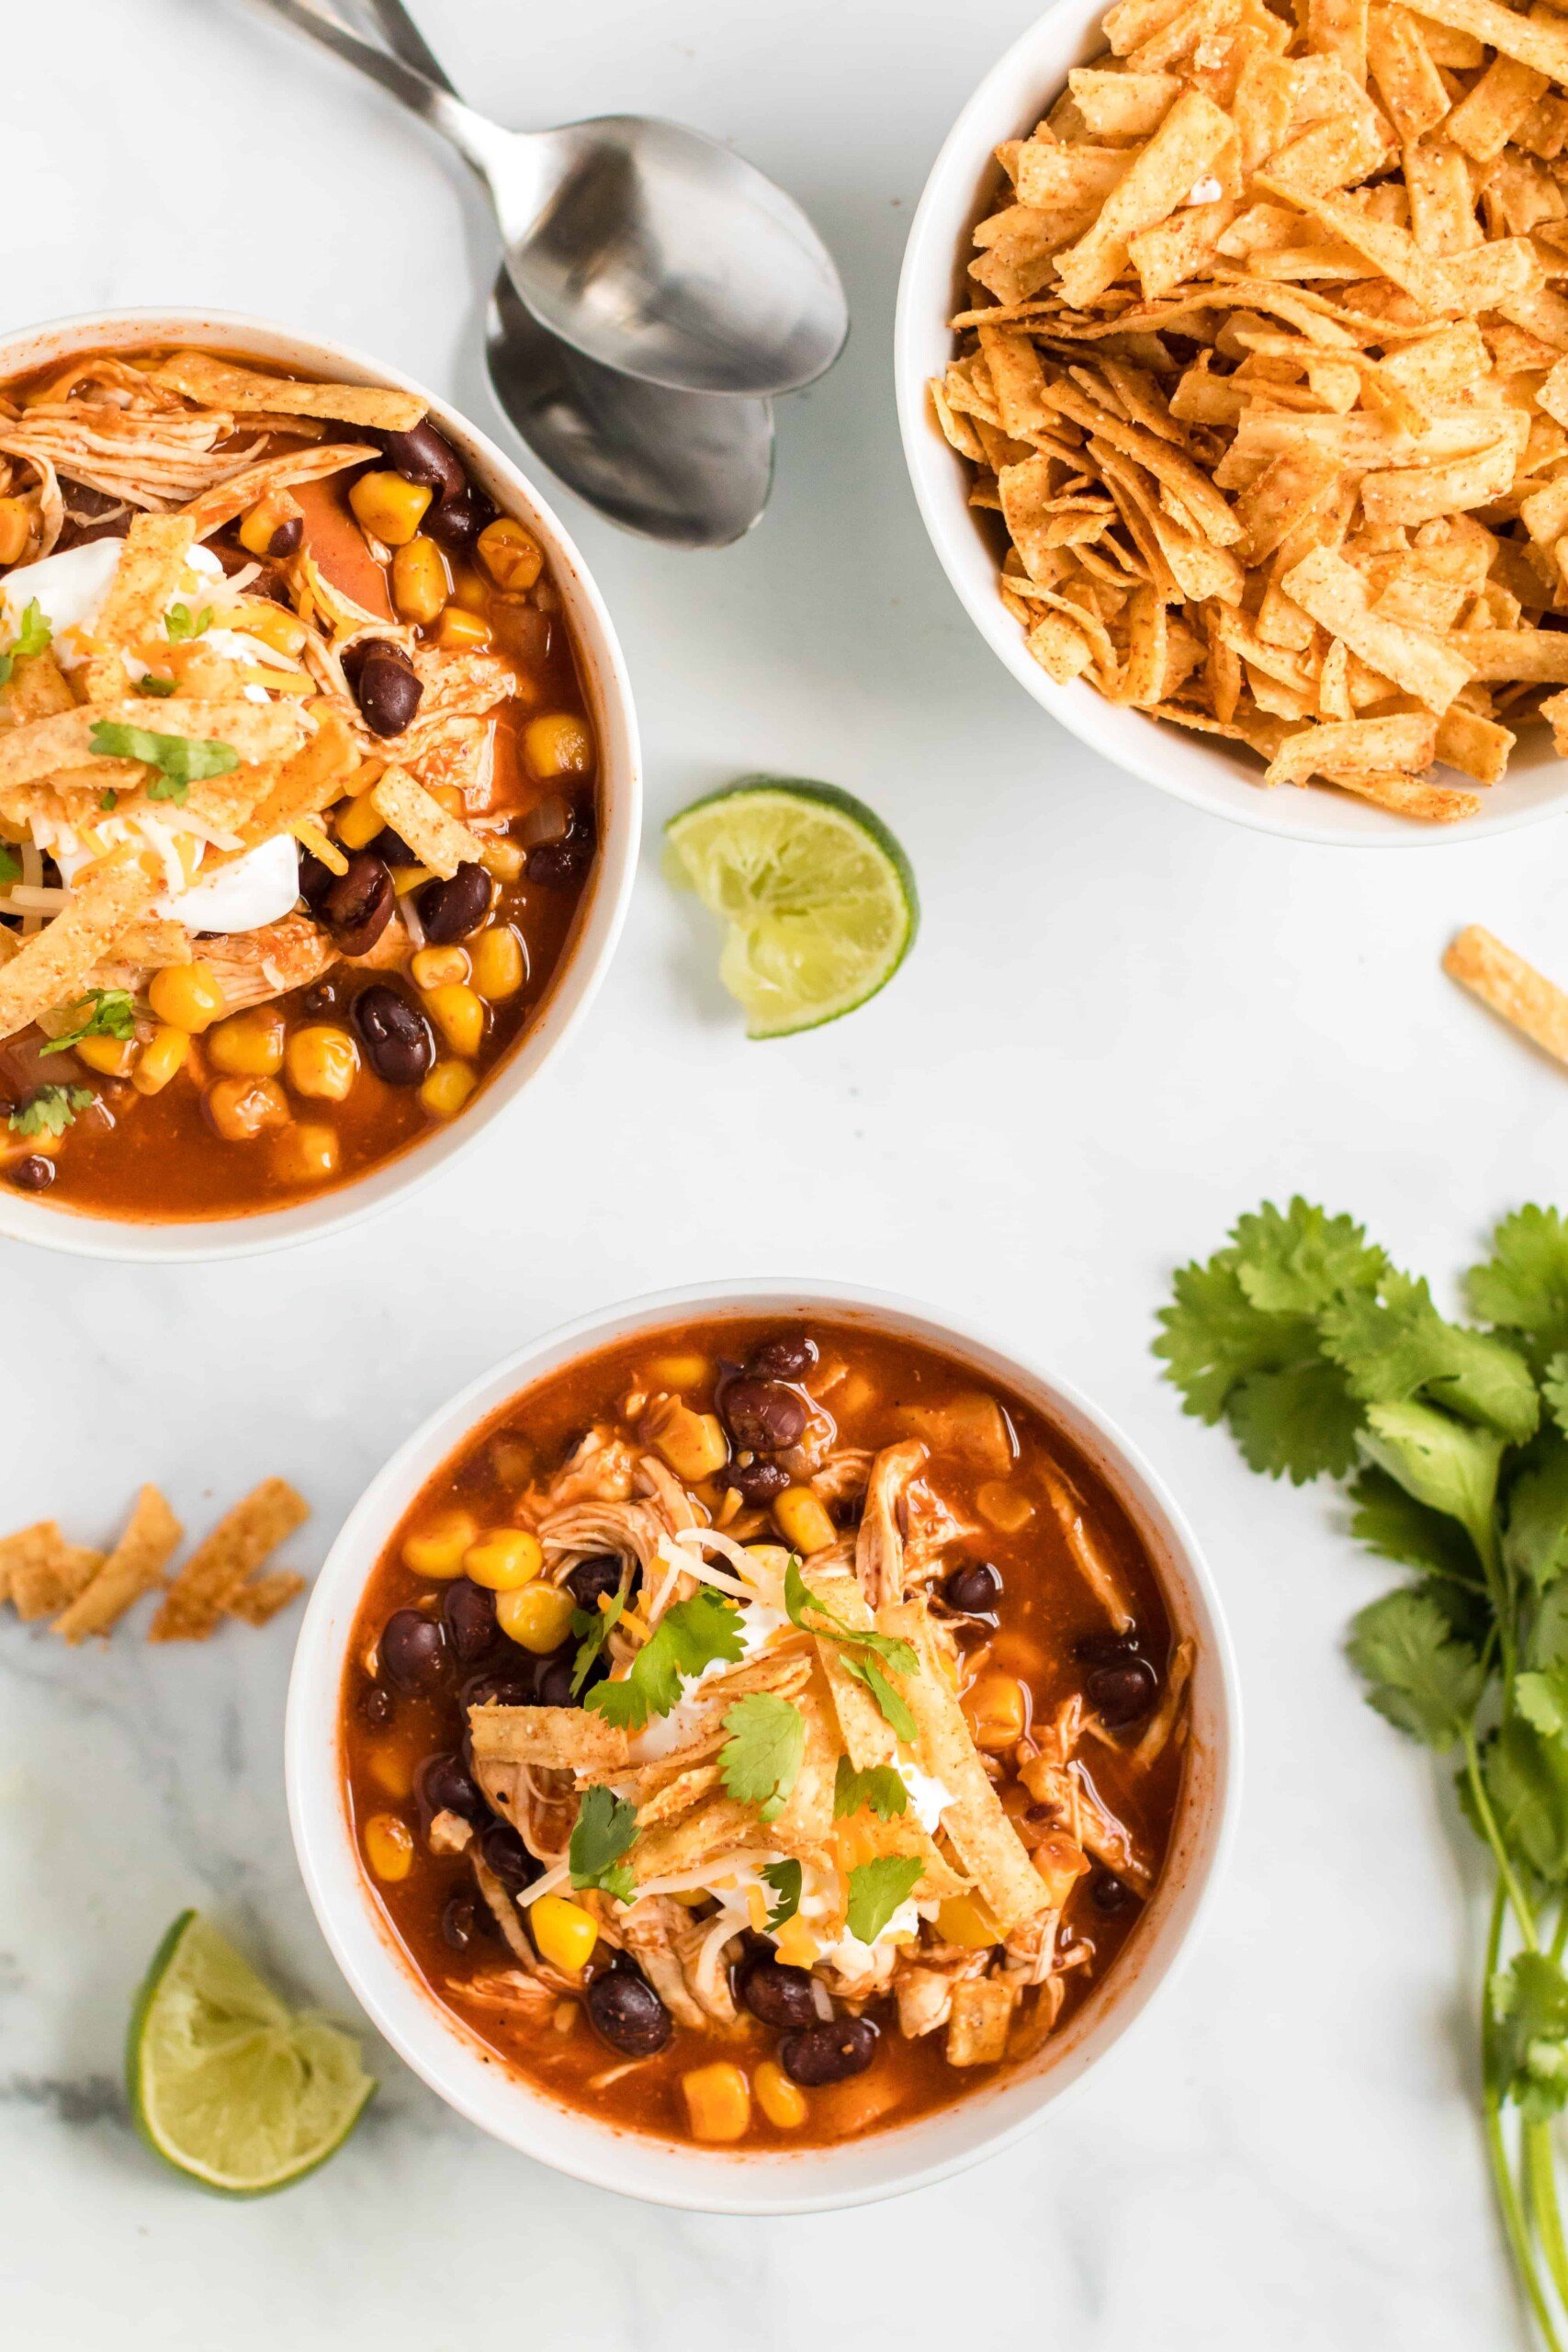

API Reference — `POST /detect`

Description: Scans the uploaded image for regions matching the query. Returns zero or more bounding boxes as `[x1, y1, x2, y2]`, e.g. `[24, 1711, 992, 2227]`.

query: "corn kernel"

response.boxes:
[286, 1023, 359, 1102]
[446, 563, 491, 616]
[648, 1351, 711, 1391]
[232, 598, 309, 658]
[401, 1509, 478, 1578]
[419, 1059, 478, 1120]
[391, 533, 451, 625]
[963, 1669, 1028, 1752]
[497, 1579, 577, 1653]
[334, 793, 386, 852]
[132, 1024, 190, 1096]
[348, 469, 433, 547]
[523, 711, 593, 778]
[936, 1894, 1003, 1950]
[773, 1914, 821, 1970]
[75, 1034, 136, 1078]
[423, 982, 486, 1059]
[753, 2060, 807, 2130]
[976, 1480, 1033, 1534]
[434, 604, 492, 652]
[205, 1074, 290, 1141]
[477, 516, 545, 593]
[465, 1529, 544, 1591]
[411, 944, 470, 991]
[645, 1398, 728, 1484]
[477, 836, 525, 883]
[148, 959, 227, 1035]
[428, 783, 466, 818]
[274, 1122, 339, 1183]
[391, 865, 434, 896]
[238, 489, 303, 560]
[0, 497, 34, 567]
[773, 1486, 837, 1555]
[364, 1813, 414, 1883]
[366, 1744, 413, 1799]
[529, 1894, 599, 1976]
[682, 2064, 751, 2143]
[207, 1008, 286, 1078]
[468, 924, 524, 1001]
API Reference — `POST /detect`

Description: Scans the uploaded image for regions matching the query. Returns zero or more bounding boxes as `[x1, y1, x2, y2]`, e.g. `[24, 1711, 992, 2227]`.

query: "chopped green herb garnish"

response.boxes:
[760, 1859, 802, 1930]
[832, 1758, 909, 1822]
[0, 599, 51, 687]
[582, 1587, 746, 1733]
[569, 1585, 626, 1697]
[8, 1085, 93, 1138]
[87, 721, 239, 808]
[99, 790, 118, 811]
[39, 989, 135, 1058]
[138, 673, 177, 699]
[567, 1784, 638, 1905]
[844, 1855, 922, 1946]
[164, 602, 213, 643]
[719, 1693, 804, 1825]
[784, 1557, 919, 1742]
[0, 845, 18, 886]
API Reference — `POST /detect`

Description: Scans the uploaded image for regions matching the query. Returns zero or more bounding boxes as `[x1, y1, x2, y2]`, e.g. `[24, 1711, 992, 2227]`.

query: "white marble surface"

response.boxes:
[3, 0, 1565, 2340]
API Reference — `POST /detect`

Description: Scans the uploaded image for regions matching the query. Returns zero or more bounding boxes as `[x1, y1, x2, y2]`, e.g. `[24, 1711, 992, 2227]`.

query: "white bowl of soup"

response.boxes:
[0, 309, 639, 1259]
[287, 1282, 1239, 2213]
[894, 0, 1568, 845]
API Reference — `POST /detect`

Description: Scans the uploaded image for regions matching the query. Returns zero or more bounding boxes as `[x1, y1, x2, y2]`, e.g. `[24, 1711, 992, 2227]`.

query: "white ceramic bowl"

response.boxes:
[287, 1280, 1240, 2213]
[895, 3, 1568, 846]
[0, 308, 640, 1261]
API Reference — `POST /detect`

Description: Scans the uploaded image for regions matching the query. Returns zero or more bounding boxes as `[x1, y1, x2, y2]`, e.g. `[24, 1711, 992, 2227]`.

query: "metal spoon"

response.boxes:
[355, 0, 773, 547]
[247, 0, 849, 397]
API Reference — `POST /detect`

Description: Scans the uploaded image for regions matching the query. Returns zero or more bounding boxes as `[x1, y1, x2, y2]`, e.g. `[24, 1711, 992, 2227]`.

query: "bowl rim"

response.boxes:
[285, 1277, 1243, 2214]
[0, 304, 641, 1262]
[892, 1, 1568, 849]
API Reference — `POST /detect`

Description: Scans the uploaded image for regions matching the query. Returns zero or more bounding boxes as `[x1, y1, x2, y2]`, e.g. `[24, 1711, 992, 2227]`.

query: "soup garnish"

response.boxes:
[343, 1317, 1193, 2147]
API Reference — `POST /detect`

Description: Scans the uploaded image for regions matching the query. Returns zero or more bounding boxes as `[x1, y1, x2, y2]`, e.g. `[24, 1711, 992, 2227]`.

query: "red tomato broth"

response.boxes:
[340, 1317, 1191, 2151]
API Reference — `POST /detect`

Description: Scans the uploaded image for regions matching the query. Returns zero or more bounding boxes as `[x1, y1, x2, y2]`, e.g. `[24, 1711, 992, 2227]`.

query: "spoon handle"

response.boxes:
[358, 0, 457, 96]
[243, 0, 514, 183]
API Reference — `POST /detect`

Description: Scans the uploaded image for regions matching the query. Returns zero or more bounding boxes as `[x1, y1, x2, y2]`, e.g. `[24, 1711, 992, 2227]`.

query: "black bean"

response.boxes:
[779, 2015, 878, 2086]
[735, 1951, 820, 2031]
[586, 1963, 672, 2057]
[297, 850, 334, 911]
[424, 485, 496, 553]
[747, 1335, 818, 1381]
[720, 1377, 808, 1454]
[441, 1894, 479, 1952]
[443, 1577, 500, 1668]
[1086, 1658, 1158, 1727]
[479, 1818, 539, 1893]
[943, 1559, 1003, 1619]
[353, 983, 435, 1086]
[357, 1679, 394, 1728]
[460, 1666, 533, 1712]
[525, 808, 594, 885]
[1089, 1868, 1140, 1917]
[9, 1154, 55, 1192]
[346, 639, 423, 739]
[267, 514, 304, 560]
[565, 1555, 624, 1610]
[322, 852, 394, 957]
[379, 1607, 447, 1693]
[535, 1655, 580, 1709]
[1073, 1629, 1142, 1667]
[375, 421, 468, 501]
[723, 1457, 791, 1503]
[370, 827, 420, 868]
[419, 1749, 486, 1823]
[418, 861, 492, 944]
[299, 978, 341, 1019]
[55, 482, 132, 553]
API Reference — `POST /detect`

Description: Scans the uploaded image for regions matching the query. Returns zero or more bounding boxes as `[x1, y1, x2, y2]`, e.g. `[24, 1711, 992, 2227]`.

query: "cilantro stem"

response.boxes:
[1483, 1882, 1567, 2352]
[1527, 2122, 1568, 2323]
[1465, 1730, 1540, 1951]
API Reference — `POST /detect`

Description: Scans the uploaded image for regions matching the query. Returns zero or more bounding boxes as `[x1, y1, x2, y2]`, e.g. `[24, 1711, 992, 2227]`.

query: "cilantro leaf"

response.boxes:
[569, 1586, 626, 1697]
[98, 790, 118, 811]
[583, 1588, 745, 1732]
[39, 988, 135, 1057]
[1226, 1358, 1366, 1485]
[1545, 1354, 1568, 1443]
[845, 1855, 923, 1945]
[1504, 1438, 1568, 1594]
[138, 673, 176, 699]
[761, 1859, 802, 1930]
[840, 1652, 918, 1743]
[720, 1693, 805, 1824]
[784, 1558, 920, 1739]
[0, 598, 51, 686]
[1484, 1718, 1568, 1884]
[1347, 1588, 1485, 1748]
[568, 1783, 638, 1903]
[7, 1085, 94, 1139]
[164, 602, 213, 642]
[1348, 1467, 1485, 1587]
[1154, 1253, 1321, 1425]
[1468, 1207, 1568, 1375]
[1515, 1669, 1568, 1740]
[1492, 1951, 1568, 2121]
[833, 1758, 910, 1822]
[87, 721, 239, 808]
[1357, 1401, 1505, 1559]
[1320, 1270, 1539, 1443]
[0, 845, 18, 886]
[1230, 1198, 1387, 1316]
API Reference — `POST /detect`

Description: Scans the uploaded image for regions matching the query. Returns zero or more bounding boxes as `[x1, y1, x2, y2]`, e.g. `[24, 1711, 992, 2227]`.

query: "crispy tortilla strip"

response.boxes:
[1446, 40, 1549, 163]
[1407, 0, 1568, 87]
[879, 1603, 1048, 1937]
[0, 1522, 104, 1621]
[1367, 5, 1452, 143]
[148, 1477, 309, 1642]
[180, 442, 379, 537]
[767, 1689, 839, 1852]
[0, 855, 155, 1041]
[0, 696, 305, 790]
[368, 765, 487, 879]
[152, 352, 425, 432]
[1067, 66, 1180, 138]
[1362, 426, 1528, 527]
[1436, 705, 1513, 783]
[633, 1761, 726, 1829]
[1307, 0, 1369, 81]
[1055, 89, 1234, 308]
[1450, 629, 1568, 682]
[1281, 546, 1472, 711]
[53, 1485, 182, 1644]
[224, 1569, 307, 1628]
[630, 1794, 764, 1883]
[1444, 923, 1568, 1064]
[227, 708, 361, 850]
[946, 1976, 1018, 2067]
[1255, 177, 1457, 313]
[468, 1702, 634, 1775]
[1265, 712, 1438, 785]
[4, 648, 74, 721]
[91, 515, 197, 658]
[1330, 769, 1480, 818]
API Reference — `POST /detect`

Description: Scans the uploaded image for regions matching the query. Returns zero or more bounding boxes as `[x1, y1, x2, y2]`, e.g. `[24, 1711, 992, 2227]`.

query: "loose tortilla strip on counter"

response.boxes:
[148, 1477, 308, 1641]
[0, 855, 157, 1041]
[54, 1485, 183, 1644]
[1, 1523, 105, 1622]
[152, 352, 426, 432]
[1444, 923, 1568, 1066]
[180, 442, 380, 537]
[369, 766, 488, 880]
[224, 1569, 308, 1629]
[0, 696, 306, 791]
[878, 1602, 1049, 1938]
[468, 1702, 634, 1775]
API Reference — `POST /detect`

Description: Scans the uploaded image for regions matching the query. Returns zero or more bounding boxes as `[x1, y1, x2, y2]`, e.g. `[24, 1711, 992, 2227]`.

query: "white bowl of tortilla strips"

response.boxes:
[897, 0, 1568, 842]
[0, 310, 638, 1257]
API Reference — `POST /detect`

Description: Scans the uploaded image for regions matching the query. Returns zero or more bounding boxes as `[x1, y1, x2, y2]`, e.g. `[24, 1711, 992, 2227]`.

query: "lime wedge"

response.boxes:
[127, 1911, 375, 2196]
[663, 775, 919, 1038]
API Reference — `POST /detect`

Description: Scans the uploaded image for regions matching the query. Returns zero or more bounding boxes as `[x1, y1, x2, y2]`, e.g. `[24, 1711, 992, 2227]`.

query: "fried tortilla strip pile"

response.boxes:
[0, 1522, 104, 1621]
[54, 1485, 183, 1643]
[148, 1477, 309, 1642]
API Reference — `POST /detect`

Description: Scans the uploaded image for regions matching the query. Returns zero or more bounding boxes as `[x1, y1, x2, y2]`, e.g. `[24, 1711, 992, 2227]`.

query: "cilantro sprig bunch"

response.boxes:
[1159, 1201, 1568, 2350]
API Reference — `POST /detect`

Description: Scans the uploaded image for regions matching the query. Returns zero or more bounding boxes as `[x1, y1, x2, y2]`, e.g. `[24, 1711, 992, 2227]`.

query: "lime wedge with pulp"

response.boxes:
[127, 1910, 375, 2195]
[663, 775, 919, 1038]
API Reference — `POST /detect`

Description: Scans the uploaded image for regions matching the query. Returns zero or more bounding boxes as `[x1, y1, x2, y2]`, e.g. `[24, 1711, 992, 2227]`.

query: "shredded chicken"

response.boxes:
[855, 1441, 929, 1611]
[812, 1447, 873, 1506]
[1019, 1698, 1150, 1891]
[672, 1908, 743, 2026]
[541, 1427, 637, 1512]
[619, 1895, 708, 2030]
[197, 916, 334, 1012]
[893, 1951, 990, 2037]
